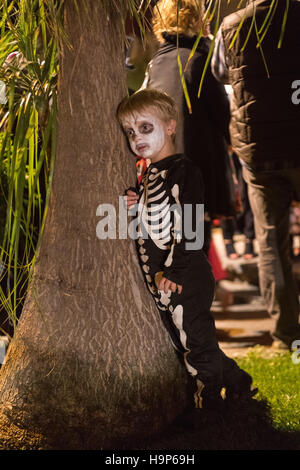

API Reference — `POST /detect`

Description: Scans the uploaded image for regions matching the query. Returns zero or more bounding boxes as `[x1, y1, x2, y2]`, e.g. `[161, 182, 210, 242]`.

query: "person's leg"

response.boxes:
[160, 280, 257, 406]
[156, 251, 257, 409]
[241, 179, 257, 259]
[221, 218, 239, 259]
[157, 252, 224, 409]
[242, 166, 300, 347]
[202, 220, 212, 257]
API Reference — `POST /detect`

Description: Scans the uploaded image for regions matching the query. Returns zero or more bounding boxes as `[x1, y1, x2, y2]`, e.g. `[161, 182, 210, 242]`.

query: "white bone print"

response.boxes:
[137, 168, 172, 250]
[171, 305, 198, 377]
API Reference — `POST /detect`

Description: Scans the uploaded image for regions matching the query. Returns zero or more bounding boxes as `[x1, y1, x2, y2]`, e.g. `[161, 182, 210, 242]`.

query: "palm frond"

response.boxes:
[0, 0, 60, 324]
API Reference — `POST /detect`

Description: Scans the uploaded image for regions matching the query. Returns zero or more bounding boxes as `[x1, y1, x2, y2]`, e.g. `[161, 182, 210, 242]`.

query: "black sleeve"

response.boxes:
[191, 40, 231, 144]
[162, 160, 205, 286]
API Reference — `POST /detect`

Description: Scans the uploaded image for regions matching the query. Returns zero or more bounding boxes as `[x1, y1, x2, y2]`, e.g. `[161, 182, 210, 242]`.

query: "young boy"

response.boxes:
[117, 88, 257, 411]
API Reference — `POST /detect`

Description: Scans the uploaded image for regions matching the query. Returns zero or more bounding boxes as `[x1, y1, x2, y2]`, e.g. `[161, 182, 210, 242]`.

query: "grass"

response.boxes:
[237, 347, 300, 434]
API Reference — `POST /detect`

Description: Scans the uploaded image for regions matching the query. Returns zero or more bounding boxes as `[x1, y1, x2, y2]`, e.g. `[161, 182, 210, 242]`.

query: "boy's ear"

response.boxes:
[167, 119, 177, 136]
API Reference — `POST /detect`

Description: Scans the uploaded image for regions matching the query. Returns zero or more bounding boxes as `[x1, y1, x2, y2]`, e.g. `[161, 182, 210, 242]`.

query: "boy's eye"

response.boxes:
[125, 129, 135, 138]
[140, 123, 154, 134]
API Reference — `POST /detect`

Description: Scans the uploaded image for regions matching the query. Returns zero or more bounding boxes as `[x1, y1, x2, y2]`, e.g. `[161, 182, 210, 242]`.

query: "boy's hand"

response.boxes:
[125, 189, 139, 209]
[158, 276, 182, 295]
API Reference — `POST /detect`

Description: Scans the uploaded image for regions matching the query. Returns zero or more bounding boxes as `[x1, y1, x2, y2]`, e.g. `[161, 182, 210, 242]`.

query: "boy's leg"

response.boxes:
[157, 253, 224, 409]
[158, 301, 257, 405]
[158, 303, 224, 410]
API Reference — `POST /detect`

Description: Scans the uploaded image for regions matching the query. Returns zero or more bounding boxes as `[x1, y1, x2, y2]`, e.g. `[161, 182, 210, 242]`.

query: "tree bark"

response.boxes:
[220, 0, 240, 18]
[0, 1, 188, 450]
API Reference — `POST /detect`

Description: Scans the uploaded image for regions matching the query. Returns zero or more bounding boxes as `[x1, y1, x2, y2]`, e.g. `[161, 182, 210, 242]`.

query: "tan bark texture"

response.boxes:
[220, 0, 241, 18]
[0, 1, 188, 450]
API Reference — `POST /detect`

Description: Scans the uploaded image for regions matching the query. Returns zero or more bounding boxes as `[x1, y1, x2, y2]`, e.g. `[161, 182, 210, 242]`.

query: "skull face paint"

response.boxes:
[123, 112, 168, 161]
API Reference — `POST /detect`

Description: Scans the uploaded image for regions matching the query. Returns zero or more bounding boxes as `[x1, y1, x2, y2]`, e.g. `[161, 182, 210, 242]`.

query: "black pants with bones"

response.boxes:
[139, 247, 242, 398]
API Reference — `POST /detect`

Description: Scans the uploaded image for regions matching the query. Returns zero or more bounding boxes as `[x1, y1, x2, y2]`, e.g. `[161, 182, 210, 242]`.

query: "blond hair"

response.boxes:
[152, 0, 209, 42]
[117, 88, 178, 126]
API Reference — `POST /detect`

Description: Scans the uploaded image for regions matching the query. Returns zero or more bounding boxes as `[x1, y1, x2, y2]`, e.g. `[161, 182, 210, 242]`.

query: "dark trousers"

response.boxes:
[221, 154, 255, 241]
[152, 251, 241, 391]
[221, 207, 255, 240]
[242, 165, 300, 342]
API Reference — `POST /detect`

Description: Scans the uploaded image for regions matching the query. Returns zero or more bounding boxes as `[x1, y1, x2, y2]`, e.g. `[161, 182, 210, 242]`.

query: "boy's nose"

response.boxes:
[134, 133, 142, 143]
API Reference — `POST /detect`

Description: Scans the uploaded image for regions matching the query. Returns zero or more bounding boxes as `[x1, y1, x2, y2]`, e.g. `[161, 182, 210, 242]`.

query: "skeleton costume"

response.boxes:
[133, 154, 223, 397]
[129, 153, 256, 407]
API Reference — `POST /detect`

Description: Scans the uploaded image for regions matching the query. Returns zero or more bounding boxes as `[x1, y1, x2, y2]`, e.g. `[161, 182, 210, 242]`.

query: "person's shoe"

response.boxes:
[224, 369, 258, 403]
[272, 329, 300, 351]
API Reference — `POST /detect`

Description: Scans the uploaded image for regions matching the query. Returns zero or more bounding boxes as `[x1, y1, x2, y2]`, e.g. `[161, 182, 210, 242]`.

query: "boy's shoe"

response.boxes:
[224, 369, 258, 403]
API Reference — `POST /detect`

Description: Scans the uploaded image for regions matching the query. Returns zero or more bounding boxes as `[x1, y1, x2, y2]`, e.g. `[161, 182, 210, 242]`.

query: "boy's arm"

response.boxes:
[162, 161, 205, 287]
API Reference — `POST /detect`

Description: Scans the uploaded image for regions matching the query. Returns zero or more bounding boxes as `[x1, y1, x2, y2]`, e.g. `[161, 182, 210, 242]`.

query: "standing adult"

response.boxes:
[212, 0, 300, 349]
[142, 0, 236, 254]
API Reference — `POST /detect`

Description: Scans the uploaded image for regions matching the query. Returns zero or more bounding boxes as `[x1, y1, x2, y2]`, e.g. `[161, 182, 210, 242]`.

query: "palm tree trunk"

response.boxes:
[0, 1, 188, 450]
[220, 0, 238, 15]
